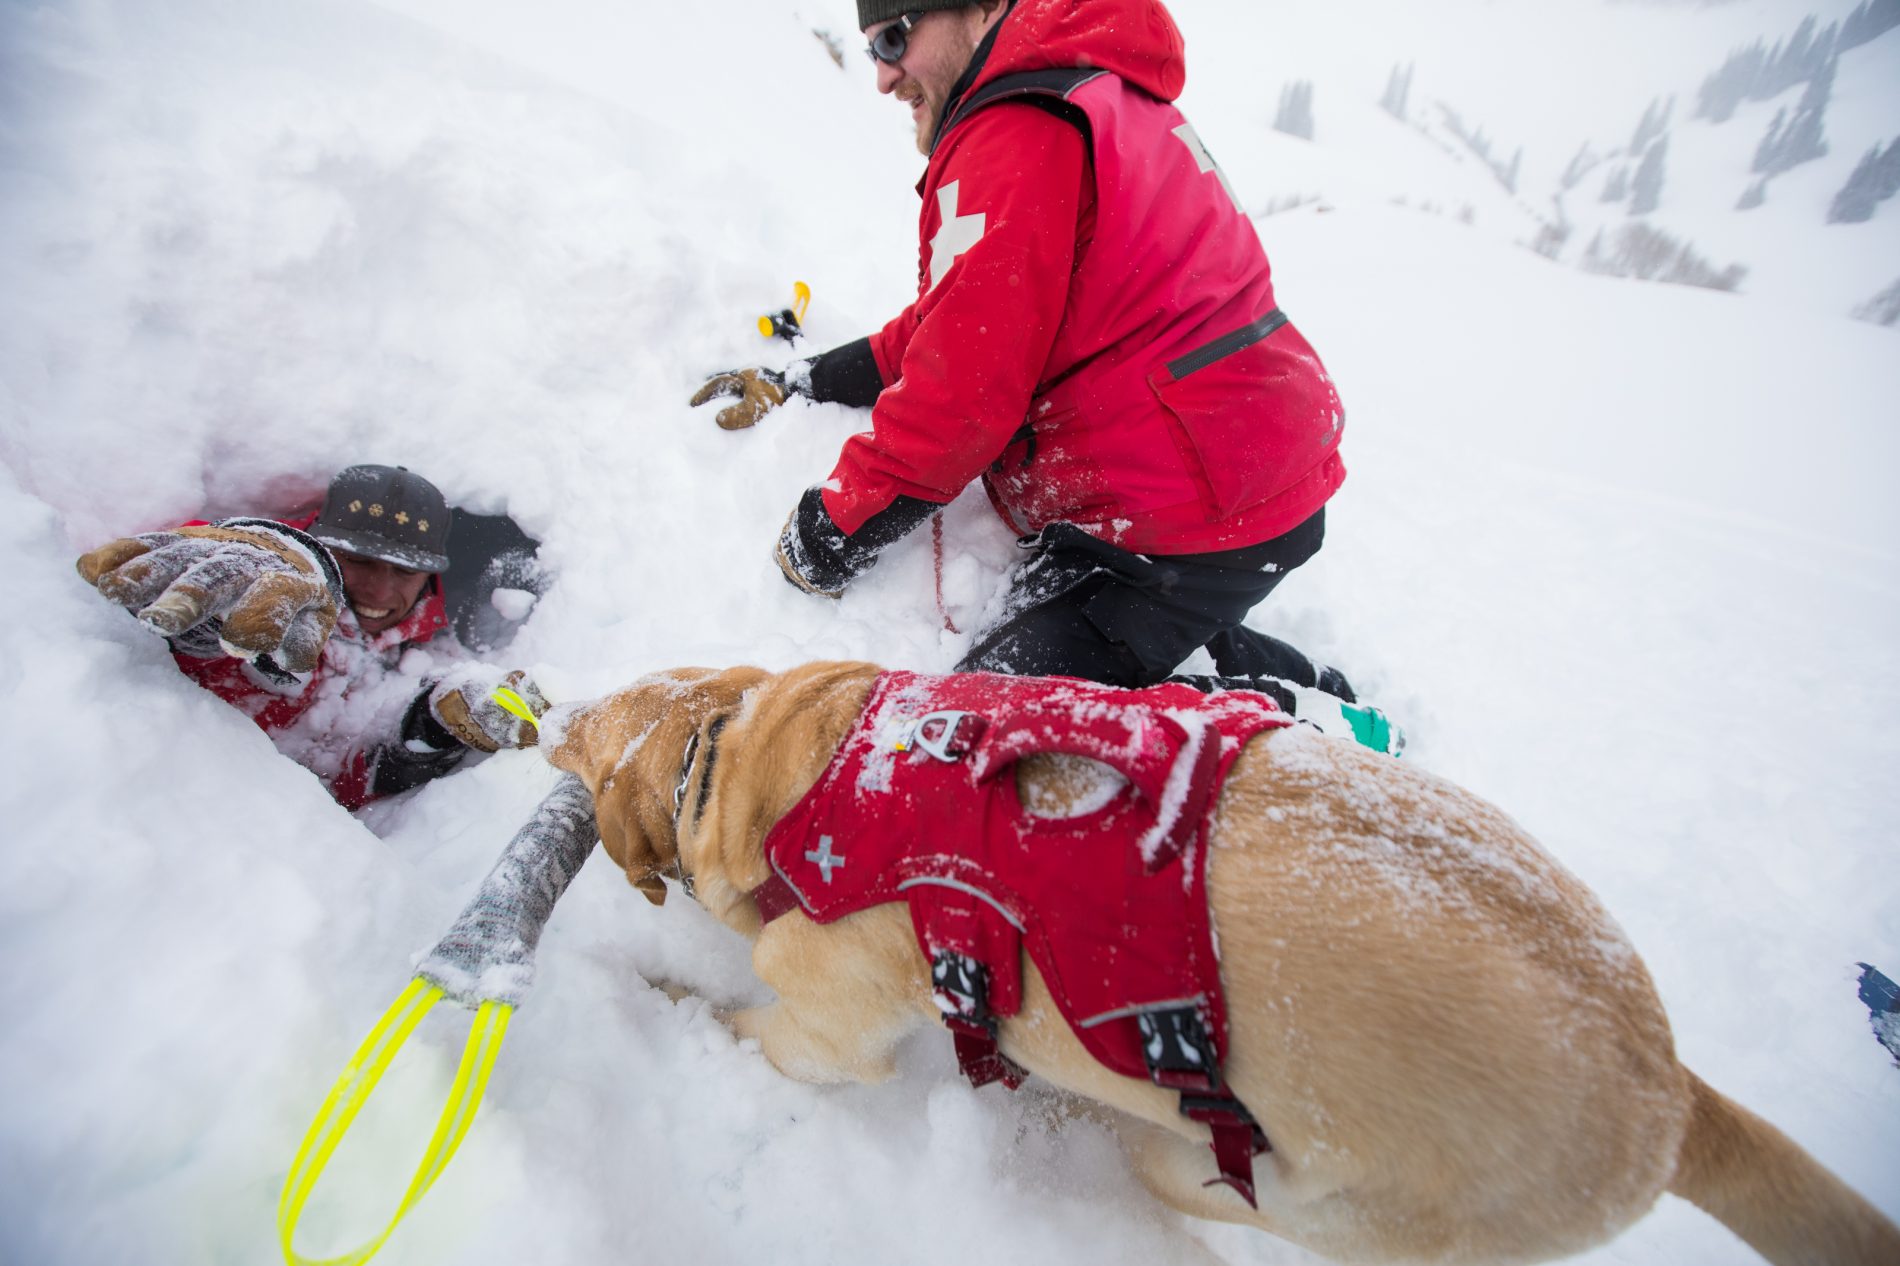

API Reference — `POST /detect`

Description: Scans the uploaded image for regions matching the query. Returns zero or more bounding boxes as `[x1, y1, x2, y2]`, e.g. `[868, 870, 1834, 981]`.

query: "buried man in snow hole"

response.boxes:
[76, 463, 550, 808]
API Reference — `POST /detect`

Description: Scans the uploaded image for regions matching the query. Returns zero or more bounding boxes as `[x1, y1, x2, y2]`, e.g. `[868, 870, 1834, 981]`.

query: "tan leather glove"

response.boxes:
[429, 668, 548, 752]
[688, 367, 792, 430]
[77, 520, 342, 675]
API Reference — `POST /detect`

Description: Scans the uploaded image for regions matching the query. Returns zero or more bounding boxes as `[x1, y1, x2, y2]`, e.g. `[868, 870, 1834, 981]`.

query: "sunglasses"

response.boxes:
[863, 11, 924, 64]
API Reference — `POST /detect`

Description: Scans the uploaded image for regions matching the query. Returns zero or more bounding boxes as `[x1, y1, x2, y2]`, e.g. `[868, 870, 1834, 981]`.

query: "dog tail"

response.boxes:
[1667, 1069, 1899, 1265]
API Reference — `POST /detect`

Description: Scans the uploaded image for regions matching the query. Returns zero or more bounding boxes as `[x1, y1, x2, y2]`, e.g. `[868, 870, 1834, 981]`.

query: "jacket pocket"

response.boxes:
[1148, 312, 1344, 520]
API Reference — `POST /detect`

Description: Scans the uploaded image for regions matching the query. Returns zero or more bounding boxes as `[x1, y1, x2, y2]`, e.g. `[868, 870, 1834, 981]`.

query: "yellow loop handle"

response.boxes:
[278, 979, 514, 1266]
[490, 687, 541, 731]
[791, 280, 812, 324]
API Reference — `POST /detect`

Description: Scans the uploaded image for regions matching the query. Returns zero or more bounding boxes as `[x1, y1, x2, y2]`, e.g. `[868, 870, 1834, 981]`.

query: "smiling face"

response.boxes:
[867, 4, 1006, 154]
[333, 552, 432, 635]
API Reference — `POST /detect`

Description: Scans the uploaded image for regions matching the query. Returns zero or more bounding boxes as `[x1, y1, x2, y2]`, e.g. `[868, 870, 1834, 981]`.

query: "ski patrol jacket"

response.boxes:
[170, 513, 454, 809]
[824, 0, 1346, 556]
[752, 670, 1292, 1202]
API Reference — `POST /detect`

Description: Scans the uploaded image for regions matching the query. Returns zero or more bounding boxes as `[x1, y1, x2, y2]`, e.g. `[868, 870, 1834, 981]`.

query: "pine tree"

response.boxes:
[1631, 138, 1667, 215]
[1830, 145, 1886, 222]
[1829, 139, 1900, 223]
[1696, 40, 1768, 123]
[1601, 165, 1630, 203]
[1840, 0, 1900, 52]
[1380, 63, 1414, 120]
[1560, 143, 1597, 192]
[1502, 148, 1522, 194]
[1775, 57, 1834, 170]
[1631, 97, 1673, 155]
[1738, 178, 1768, 210]
[1854, 276, 1900, 326]
[1876, 138, 1900, 200]
[1274, 80, 1315, 141]
[1755, 18, 1834, 101]
[1753, 108, 1788, 174]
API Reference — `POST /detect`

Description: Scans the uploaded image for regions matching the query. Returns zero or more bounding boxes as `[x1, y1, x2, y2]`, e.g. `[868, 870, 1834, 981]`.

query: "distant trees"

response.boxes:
[1530, 221, 1572, 260]
[1630, 97, 1674, 155]
[1274, 81, 1315, 141]
[1854, 276, 1900, 326]
[1583, 224, 1747, 292]
[1560, 144, 1599, 193]
[1695, 16, 1839, 123]
[1601, 165, 1630, 203]
[1839, 0, 1900, 53]
[1751, 57, 1834, 176]
[1828, 139, 1900, 223]
[1630, 137, 1668, 215]
[1437, 104, 1523, 193]
[1380, 63, 1415, 121]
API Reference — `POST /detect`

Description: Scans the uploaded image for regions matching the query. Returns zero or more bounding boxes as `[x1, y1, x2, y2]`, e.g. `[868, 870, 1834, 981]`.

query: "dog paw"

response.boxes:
[726, 1003, 774, 1045]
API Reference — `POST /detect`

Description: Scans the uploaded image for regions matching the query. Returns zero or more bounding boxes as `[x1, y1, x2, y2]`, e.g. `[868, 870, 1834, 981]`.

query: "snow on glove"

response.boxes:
[76, 519, 344, 676]
[688, 366, 800, 430]
[415, 772, 597, 1008]
[773, 486, 938, 599]
[429, 667, 548, 753]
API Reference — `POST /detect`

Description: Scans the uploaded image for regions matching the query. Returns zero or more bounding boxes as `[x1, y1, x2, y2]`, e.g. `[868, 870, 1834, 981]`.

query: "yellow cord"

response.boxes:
[278, 980, 514, 1266]
[490, 687, 541, 731]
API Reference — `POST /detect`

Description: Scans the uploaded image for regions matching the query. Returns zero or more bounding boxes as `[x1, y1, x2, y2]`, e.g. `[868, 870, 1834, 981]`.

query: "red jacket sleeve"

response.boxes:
[829, 105, 1089, 534]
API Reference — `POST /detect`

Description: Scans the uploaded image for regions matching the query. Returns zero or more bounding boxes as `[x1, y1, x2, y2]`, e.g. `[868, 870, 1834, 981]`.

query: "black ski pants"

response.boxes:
[956, 508, 1348, 697]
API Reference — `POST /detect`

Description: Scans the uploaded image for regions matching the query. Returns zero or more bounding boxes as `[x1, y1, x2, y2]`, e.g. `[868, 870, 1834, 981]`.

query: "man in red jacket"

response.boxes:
[694, 0, 1356, 701]
[76, 464, 545, 809]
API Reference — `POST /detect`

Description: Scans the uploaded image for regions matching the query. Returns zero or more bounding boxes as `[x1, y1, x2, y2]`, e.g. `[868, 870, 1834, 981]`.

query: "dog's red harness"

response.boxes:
[752, 671, 1291, 1204]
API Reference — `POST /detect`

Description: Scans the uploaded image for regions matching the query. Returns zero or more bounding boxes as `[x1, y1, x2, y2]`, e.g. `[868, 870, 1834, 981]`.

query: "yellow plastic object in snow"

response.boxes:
[278, 979, 513, 1266]
[758, 281, 812, 339]
[490, 687, 541, 732]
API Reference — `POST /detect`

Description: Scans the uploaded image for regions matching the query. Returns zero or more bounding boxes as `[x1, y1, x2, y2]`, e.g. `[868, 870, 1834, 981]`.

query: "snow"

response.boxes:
[488, 587, 536, 622]
[2, 1, 1897, 1264]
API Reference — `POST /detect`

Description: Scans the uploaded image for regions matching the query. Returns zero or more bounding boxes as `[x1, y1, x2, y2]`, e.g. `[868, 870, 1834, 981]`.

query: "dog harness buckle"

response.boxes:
[931, 950, 1026, 1089]
[1139, 1005, 1270, 1208]
[895, 711, 987, 763]
[1139, 1005, 1221, 1093]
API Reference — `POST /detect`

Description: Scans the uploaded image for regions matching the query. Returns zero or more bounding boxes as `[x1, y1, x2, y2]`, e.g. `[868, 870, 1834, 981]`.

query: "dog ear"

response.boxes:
[544, 689, 683, 902]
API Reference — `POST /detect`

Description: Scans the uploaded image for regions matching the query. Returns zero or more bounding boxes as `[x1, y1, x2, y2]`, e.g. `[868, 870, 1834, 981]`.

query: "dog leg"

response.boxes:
[1121, 1118, 1274, 1227]
[732, 905, 931, 1085]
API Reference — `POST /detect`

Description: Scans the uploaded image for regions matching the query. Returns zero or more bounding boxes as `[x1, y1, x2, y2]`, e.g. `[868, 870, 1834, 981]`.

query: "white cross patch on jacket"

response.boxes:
[928, 179, 986, 291]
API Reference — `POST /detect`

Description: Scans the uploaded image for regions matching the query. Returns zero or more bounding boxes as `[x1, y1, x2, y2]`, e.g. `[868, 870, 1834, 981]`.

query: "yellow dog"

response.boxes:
[543, 661, 1896, 1266]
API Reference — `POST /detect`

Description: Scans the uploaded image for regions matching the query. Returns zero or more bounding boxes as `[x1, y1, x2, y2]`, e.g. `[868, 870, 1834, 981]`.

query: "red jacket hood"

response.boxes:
[972, 0, 1186, 103]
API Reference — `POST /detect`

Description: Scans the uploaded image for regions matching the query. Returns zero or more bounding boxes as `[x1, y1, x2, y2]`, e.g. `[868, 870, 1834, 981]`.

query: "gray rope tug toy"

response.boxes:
[279, 719, 599, 1266]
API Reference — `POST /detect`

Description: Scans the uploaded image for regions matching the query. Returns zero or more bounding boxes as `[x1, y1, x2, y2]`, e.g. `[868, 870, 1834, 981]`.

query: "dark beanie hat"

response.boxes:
[311, 464, 453, 573]
[858, 0, 973, 31]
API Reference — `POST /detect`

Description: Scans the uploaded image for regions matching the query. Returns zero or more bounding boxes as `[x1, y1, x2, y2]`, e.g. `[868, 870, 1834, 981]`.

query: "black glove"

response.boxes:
[773, 487, 938, 598]
[77, 519, 345, 677]
[359, 687, 473, 799]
